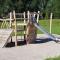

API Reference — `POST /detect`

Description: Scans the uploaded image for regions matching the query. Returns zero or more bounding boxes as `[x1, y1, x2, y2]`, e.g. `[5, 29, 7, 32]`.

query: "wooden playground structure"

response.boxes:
[0, 10, 40, 47]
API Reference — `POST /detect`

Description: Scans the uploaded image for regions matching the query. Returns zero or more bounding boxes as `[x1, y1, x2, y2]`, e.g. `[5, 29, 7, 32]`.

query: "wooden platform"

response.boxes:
[0, 29, 13, 48]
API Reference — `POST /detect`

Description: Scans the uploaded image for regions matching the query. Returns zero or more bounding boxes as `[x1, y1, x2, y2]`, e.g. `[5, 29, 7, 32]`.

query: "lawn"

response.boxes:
[0, 19, 60, 35]
[46, 56, 60, 60]
[16, 19, 60, 35]
[37, 19, 60, 35]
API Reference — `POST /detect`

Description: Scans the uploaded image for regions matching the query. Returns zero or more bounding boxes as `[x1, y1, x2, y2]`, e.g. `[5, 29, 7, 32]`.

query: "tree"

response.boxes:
[0, 0, 60, 19]
[0, 0, 23, 15]
[53, 0, 60, 18]
[0, 0, 13, 15]
[45, 0, 60, 18]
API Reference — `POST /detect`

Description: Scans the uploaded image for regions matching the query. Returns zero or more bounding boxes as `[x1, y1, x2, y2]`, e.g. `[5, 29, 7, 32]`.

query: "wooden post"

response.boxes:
[24, 12, 26, 23]
[34, 12, 36, 17]
[23, 12, 26, 42]
[50, 13, 53, 34]
[13, 10, 17, 46]
[24, 25, 26, 42]
[27, 11, 30, 23]
[10, 12, 12, 28]
[10, 12, 12, 42]
[37, 11, 40, 23]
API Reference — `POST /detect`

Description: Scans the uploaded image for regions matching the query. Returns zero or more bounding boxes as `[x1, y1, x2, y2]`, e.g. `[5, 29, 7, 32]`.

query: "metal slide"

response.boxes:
[34, 23, 60, 41]
[32, 17, 60, 41]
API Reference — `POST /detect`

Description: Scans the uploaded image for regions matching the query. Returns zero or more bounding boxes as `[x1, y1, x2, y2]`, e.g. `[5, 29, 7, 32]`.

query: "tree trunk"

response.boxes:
[26, 22, 37, 44]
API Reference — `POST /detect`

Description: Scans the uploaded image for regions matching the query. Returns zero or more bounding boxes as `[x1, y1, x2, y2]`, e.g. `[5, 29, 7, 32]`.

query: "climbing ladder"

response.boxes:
[12, 10, 27, 46]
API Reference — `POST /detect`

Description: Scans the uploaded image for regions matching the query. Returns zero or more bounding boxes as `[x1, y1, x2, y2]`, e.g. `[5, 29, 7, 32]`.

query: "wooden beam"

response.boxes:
[10, 12, 12, 28]
[27, 11, 30, 23]
[24, 12, 26, 23]
[13, 10, 17, 46]
[50, 13, 53, 34]
[37, 11, 40, 23]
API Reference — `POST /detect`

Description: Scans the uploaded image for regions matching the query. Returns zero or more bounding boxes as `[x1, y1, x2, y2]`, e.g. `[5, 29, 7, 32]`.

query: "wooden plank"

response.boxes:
[12, 23, 27, 26]
[17, 23, 27, 26]
[0, 29, 13, 48]
[13, 10, 17, 46]
[0, 18, 13, 21]
[16, 18, 28, 20]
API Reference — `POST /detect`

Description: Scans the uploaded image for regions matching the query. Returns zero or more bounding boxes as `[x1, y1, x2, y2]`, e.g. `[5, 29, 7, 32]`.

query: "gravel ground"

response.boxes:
[0, 34, 60, 60]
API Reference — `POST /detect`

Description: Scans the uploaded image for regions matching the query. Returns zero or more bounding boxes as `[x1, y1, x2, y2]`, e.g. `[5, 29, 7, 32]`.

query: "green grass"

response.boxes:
[46, 56, 60, 60]
[37, 19, 60, 35]
[0, 19, 60, 35]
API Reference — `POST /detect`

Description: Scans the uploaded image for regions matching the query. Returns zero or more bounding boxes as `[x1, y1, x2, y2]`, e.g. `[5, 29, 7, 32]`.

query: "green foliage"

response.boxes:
[53, 0, 60, 18]
[0, 0, 60, 18]
[46, 0, 60, 18]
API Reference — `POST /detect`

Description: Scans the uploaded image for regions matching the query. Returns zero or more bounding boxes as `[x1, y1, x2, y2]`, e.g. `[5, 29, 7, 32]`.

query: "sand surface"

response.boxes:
[0, 41, 60, 60]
